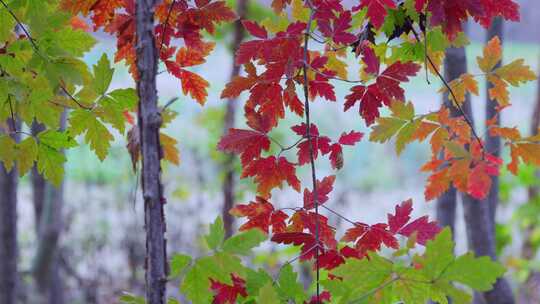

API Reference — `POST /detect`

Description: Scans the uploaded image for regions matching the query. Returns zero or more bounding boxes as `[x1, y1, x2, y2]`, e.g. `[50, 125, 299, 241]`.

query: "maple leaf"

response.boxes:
[357, 0, 397, 29]
[221, 63, 258, 99]
[477, 36, 502, 73]
[242, 20, 268, 39]
[443, 73, 479, 105]
[271, 232, 321, 260]
[317, 11, 357, 44]
[342, 223, 398, 254]
[229, 197, 288, 234]
[217, 129, 271, 165]
[210, 274, 248, 304]
[289, 210, 337, 248]
[179, 70, 209, 105]
[345, 62, 420, 125]
[241, 156, 300, 197]
[306, 291, 332, 304]
[291, 123, 331, 165]
[303, 175, 336, 209]
[338, 131, 364, 145]
[329, 143, 343, 170]
[508, 143, 540, 175]
[318, 250, 345, 270]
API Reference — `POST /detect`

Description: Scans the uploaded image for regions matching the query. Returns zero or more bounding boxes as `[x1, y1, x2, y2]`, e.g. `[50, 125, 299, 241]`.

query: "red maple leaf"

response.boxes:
[356, 0, 397, 29]
[210, 274, 248, 304]
[292, 123, 332, 165]
[318, 249, 345, 270]
[338, 131, 364, 145]
[303, 175, 336, 209]
[345, 62, 420, 125]
[289, 210, 337, 248]
[342, 223, 398, 253]
[217, 129, 271, 165]
[386, 199, 441, 245]
[306, 291, 332, 304]
[241, 156, 301, 197]
[424, 0, 520, 38]
[317, 11, 357, 44]
[242, 20, 268, 39]
[271, 232, 321, 260]
[329, 143, 343, 170]
[229, 197, 288, 234]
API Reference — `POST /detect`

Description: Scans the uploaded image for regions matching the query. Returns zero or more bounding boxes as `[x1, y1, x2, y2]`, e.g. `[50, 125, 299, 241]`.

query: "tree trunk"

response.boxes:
[31, 116, 66, 304]
[436, 46, 469, 235]
[222, 0, 248, 238]
[518, 53, 540, 304]
[462, 18, 515, 304]
[0, 119, 19, 304]
[136, 1, 167, 303]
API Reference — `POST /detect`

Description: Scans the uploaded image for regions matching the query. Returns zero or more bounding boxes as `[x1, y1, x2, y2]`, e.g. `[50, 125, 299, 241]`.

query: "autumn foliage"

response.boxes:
[1, 0, 539, 303]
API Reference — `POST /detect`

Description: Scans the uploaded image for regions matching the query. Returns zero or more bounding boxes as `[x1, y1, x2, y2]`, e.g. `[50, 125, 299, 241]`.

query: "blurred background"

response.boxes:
[12, 0, 540, 302]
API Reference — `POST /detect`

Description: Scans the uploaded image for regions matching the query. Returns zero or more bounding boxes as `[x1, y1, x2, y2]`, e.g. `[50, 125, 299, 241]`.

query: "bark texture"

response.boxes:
[436, 46, 469, 235]
[136, 1, 167, 303]
[462, 18, 515, 304]
[222, 0, 248, 238]
[518, 53, 540, 304]
[31, 118, 66, 304]
[0, 120, 19, 304]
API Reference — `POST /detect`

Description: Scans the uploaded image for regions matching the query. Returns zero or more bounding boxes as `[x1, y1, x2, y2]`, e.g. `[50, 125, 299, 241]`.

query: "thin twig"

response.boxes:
[410, 27, 485, 156]
[158, 0, 177, 56]
[302, 1, 321, 301]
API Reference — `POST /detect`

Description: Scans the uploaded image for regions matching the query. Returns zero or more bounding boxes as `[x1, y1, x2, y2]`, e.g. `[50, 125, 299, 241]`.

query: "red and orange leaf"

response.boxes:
[229, 197, 287, 234]
[179, 70, 209, 105]
[271, 232, 321, 260]
[241, 156, 300, 197]
[477, 36, 502, 73]
[303, 175, 336, 209]
[217, 129, 271, 165]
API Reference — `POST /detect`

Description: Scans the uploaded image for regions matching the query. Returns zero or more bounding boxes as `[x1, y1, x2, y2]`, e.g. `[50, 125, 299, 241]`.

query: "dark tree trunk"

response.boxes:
[518, 53, 540, 304]
[462, 18, 515, 304]
[31, 116, 66, 304]
[0, 119, 19, 304]
[222, 0, 248, 238]
[436, 46, 469, 235]
[136, 1, 167, 303]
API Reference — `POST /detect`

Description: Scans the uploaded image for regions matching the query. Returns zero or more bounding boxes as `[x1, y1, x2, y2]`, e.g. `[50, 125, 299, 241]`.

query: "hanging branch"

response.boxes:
[302, 2, 321, 301]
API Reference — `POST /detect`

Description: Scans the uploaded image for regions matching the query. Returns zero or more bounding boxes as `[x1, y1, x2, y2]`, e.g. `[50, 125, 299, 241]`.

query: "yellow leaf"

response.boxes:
[494, 59, 536, 86]
[17, 137, 38, 177]
[0, 134, 16, 171]
[160, 133, 180, 165]
[477, 36, 502, 73]
[442, 73, 478, 105]
[260, 13, 289, 34]
[325, 51, 348, 79]
[427, 50, 445, 76]
[291, 0, 309, 22]
[487, 75, 509, 106]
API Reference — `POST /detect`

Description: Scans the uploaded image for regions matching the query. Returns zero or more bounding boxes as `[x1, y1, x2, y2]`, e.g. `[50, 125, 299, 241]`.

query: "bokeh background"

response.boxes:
[13, 0, 540, 302]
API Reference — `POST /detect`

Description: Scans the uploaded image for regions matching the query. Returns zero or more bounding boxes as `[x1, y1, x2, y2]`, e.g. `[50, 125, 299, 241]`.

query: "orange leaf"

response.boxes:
[477, 36, 502, 73]
[180, 70, 209, 105]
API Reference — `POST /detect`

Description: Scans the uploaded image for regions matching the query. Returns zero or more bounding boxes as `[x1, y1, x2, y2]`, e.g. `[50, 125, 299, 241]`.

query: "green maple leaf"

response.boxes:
[205, 216, 225, 250]
[69, 109, 113, 161]
[169, 253, 192, 279]
[17, 136, 38, 177]
[93, 54, 114, 96]
[258, 282, 280, 304]
[222, 228, 266, 255]
[277, 264, 306, 302]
